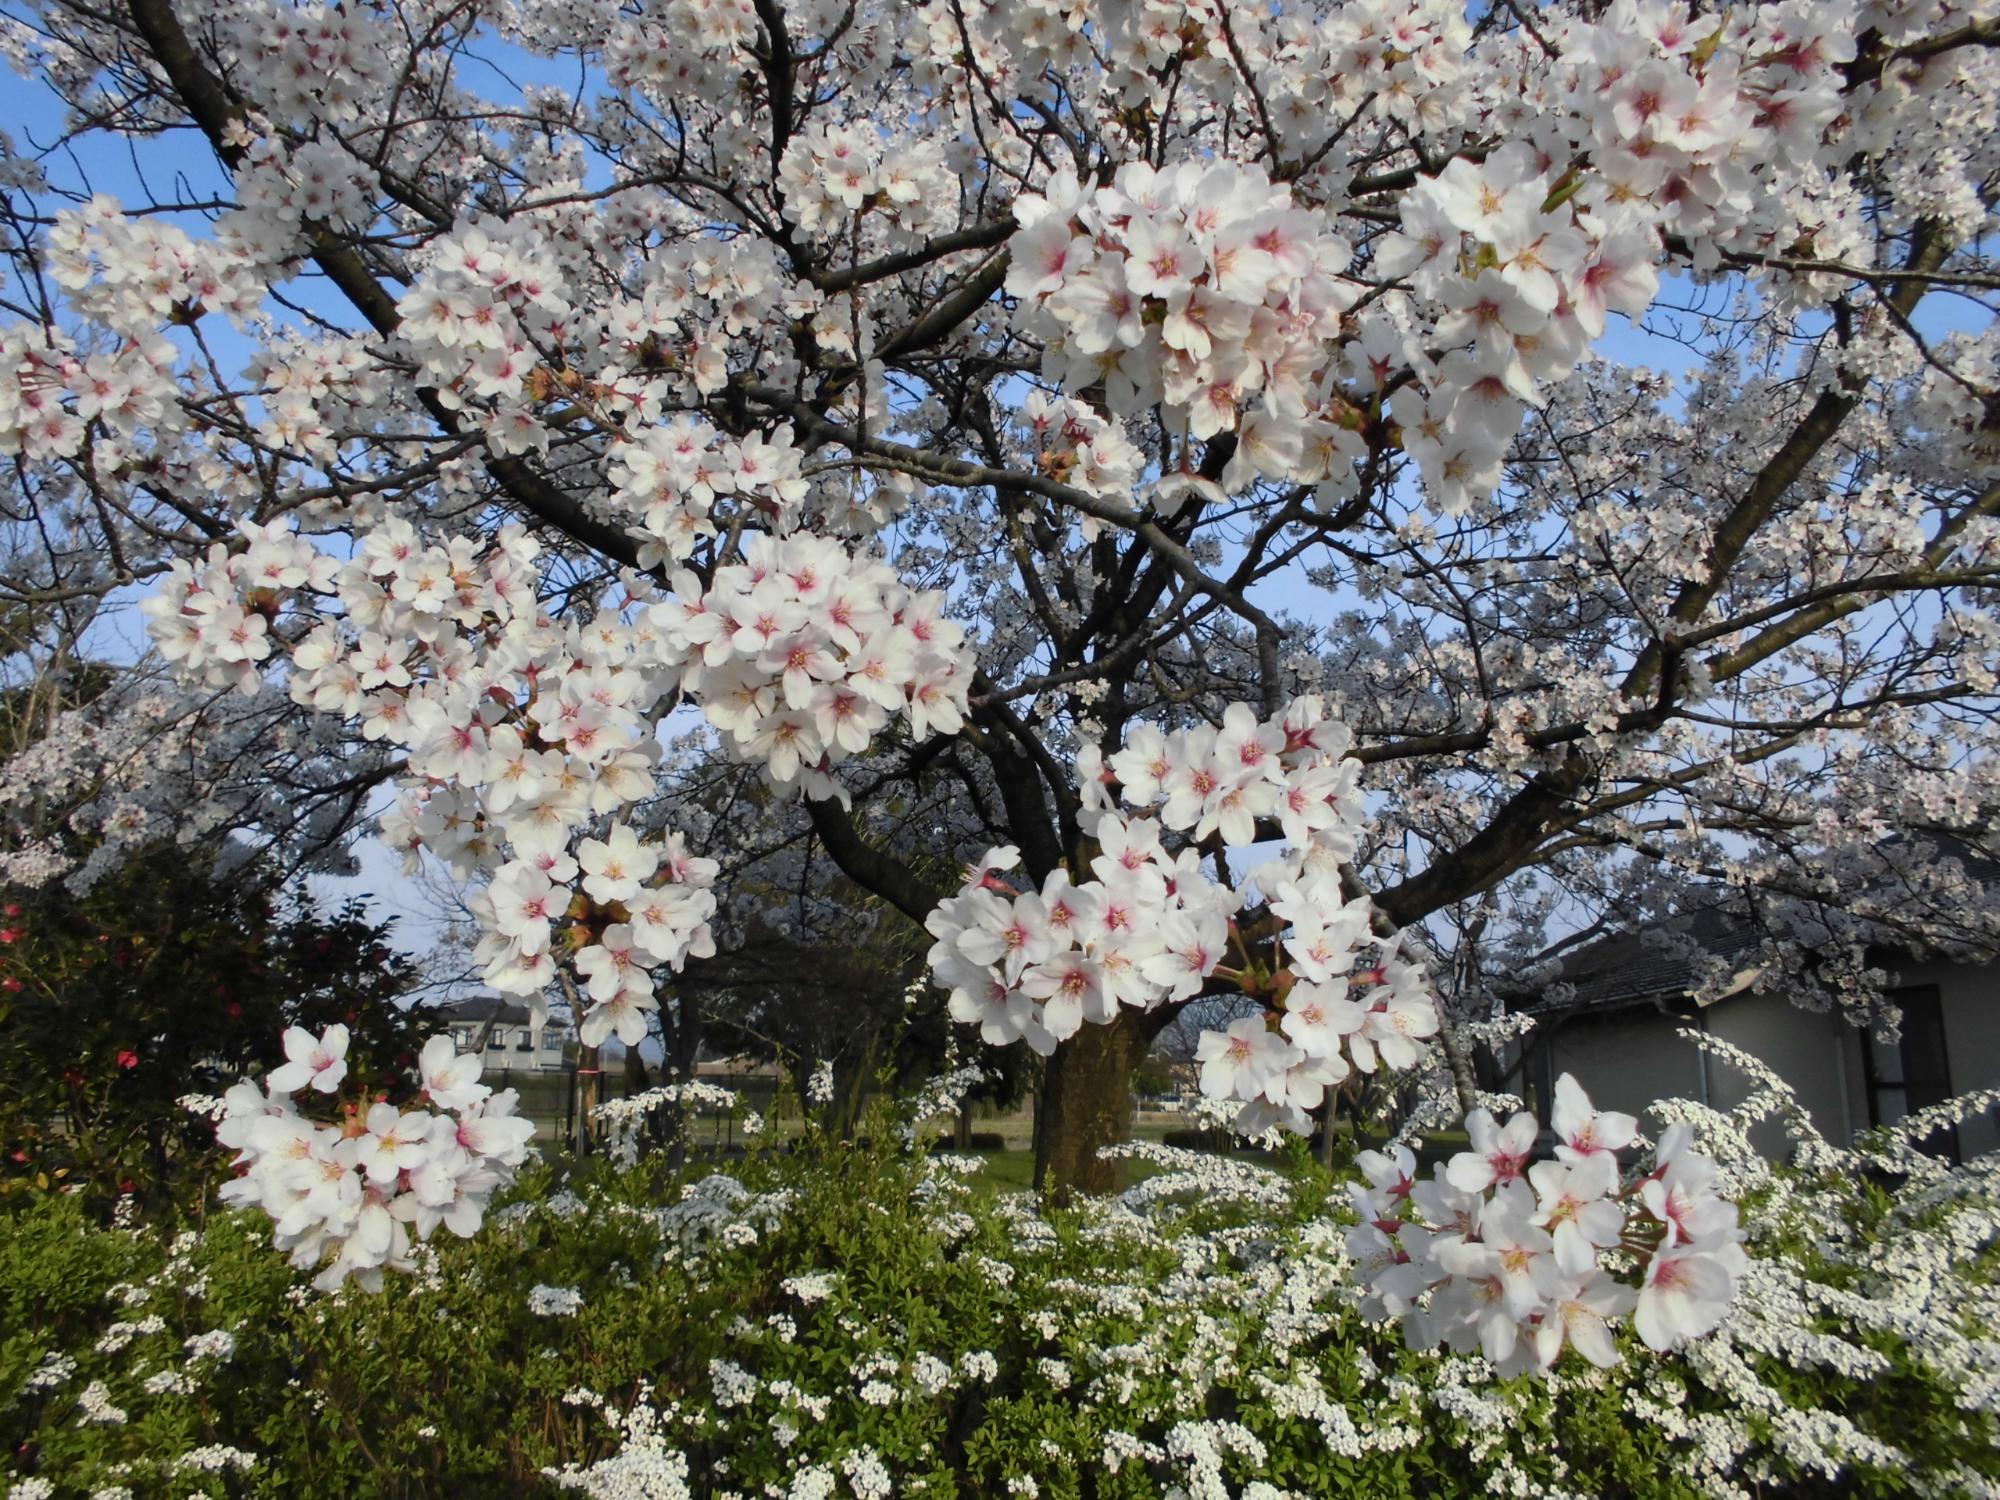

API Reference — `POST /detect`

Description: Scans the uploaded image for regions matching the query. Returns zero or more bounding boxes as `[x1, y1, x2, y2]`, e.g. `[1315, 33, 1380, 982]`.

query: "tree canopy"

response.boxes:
[1, 0, 1996, 1187]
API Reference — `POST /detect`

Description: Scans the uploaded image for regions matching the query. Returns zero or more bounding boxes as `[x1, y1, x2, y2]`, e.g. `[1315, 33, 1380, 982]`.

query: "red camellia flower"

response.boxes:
[116, 1050, 140, 1069]
[1, 977, 20, 993]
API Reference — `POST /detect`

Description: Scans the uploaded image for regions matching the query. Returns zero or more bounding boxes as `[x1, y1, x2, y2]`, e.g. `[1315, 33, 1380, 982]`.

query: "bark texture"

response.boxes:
[1034, 1008, 1150, 1199]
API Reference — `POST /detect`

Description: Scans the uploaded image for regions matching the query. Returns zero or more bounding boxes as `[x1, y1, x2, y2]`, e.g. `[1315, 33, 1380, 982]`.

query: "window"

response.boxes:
[1864, 985, 1958, 1162]
[516, 1029, 534, 1051]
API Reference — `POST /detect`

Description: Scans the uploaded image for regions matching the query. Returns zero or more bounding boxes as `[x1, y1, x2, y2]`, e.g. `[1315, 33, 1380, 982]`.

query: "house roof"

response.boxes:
[430, 994, 569, 1030]
[1508, 832, 2000, 1019]
[1512, 907, 1771, 1017]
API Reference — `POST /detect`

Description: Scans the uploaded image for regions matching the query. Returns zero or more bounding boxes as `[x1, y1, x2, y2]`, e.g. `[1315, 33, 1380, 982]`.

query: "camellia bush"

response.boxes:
[0, 0, 1994, 1194]
[0, 847, 422, 1210]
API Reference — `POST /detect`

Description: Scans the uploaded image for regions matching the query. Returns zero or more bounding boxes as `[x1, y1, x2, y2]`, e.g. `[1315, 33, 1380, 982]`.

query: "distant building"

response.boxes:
[694, 1054, 782, 1079]
[432, 995, 573, 1075]
[1495, 907, 2000, 1162]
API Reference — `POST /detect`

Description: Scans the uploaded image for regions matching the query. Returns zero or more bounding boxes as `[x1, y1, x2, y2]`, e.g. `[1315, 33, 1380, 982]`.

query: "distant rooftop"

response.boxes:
[1509, 907, 1771, 1017]
[430, 994, 572, 1030]
[1506, 831, 1999, 1018]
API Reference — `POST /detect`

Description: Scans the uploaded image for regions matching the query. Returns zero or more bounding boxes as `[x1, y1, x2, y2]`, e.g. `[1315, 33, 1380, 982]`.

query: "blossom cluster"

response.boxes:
[1016, 391, 1147, 512]
[47, 195, 266, 335]
[393, 217, 575, 456]
[1007, 161, 1365, 502]
[142, 510, 723, 1044]
[140, 518, 339, 695]
[472, 825, 719, 1046]
[210, 1026, 536, 1291]
[137, 506, 973, 1045]
[0, 321, 183, 463]
[1369, 1, 1882, 515]
[1347, 1075, 1747, 1376]
[652, 530, 974, 800]
[926, 698, 1438, 1132]
[606, 415, 811, 569]
[775, 123, 957, 240]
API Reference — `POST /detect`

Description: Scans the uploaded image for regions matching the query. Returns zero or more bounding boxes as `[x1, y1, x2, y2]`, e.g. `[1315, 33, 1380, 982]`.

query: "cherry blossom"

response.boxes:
[265, 1024, 350, 1095]
[1350, 1076, 1747, 1374]
[1, 0, 1993, 1221]
[927, 699, 1440, 1132]
[213, 1034, 535, 1292]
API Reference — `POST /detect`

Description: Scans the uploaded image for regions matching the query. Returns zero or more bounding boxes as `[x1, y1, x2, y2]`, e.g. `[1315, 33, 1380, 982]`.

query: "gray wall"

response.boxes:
[1531, 1007, 1706, 1127]
[1705, 994, 1863, 1157]
[1524, 961, 1997, 1160]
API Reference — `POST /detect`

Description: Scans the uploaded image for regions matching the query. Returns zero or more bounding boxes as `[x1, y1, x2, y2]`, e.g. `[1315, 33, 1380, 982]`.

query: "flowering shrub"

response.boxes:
[0, 848, 420, 1209]
[5, 1067, 1996, 1499]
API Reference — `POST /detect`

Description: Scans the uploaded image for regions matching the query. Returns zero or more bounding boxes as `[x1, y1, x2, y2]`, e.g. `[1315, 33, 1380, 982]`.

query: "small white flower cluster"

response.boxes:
[172, 1445, 259, 1475]
[840, 1444, 894, 1499]
[20, 1353, 77, 1393]
[653, 531, 974, 800]
[780, 1271, 838, 1306]
[805, 1059, 835, 1106]
[75, 1379, 127, 1425]
[93, 1316, 165, 1356]
[47, 194, 266, 333]
[1347, 1075, 1746, 1377]
[1164, 1418, 1271, 1500]
[775, 124, 955, 239]
[594, 1080, 754, 1167]
[927, 698, 1437, 1132]
[212, 1028, 536, 1292]
[529, 1284, 586, 1318]
[546, 1385, 695, 1498]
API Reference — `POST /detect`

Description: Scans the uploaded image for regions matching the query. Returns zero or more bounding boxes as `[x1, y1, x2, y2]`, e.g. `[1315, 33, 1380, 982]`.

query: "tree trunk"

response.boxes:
[575, 1044, 601, 1154]
[667, 999, 702, 1172]
[826, 1042, 877, 1142]
[1435, 1014, 1480, 1113]
[1034, 1009, 1148, 1199]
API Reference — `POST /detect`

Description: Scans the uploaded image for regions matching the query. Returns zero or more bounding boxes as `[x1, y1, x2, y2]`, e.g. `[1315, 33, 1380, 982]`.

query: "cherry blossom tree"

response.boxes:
[1, 0, 1997, 1191]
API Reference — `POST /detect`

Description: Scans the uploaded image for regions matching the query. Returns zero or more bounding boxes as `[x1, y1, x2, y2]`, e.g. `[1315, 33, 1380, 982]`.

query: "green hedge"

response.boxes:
[3, 1125, 1995, 1499]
